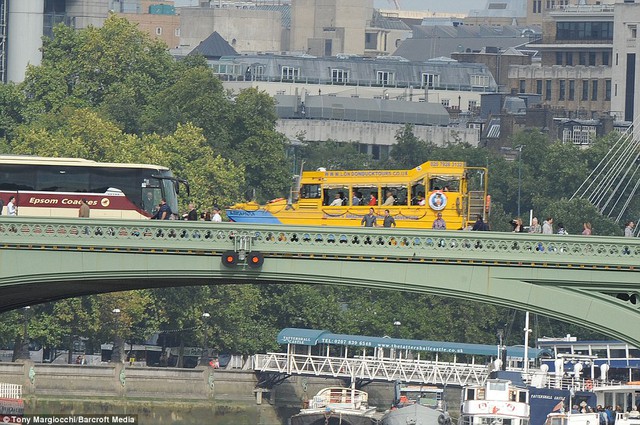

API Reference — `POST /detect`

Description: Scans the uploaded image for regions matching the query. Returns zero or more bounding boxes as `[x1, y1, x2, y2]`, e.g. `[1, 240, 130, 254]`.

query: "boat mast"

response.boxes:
[524, 311, 531, 374]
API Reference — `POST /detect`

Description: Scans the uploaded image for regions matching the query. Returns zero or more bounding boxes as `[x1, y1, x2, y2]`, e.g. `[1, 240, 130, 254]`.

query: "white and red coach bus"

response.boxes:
[0, 156, 188, 219]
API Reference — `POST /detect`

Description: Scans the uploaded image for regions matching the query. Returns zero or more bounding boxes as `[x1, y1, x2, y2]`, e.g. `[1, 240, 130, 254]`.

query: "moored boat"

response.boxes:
[290, 387, 381, 425]
[381, 383, 450, 425]
[459, 379, 530, 425]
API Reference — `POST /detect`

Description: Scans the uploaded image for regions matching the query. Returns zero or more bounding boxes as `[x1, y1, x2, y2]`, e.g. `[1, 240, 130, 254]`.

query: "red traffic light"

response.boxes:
[221, 251, 238, 267]
[248, 252, 264, 268]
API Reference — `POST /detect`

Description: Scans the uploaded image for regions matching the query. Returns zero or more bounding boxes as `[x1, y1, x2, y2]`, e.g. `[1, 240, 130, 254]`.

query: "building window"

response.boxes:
[630, 25, 638, 39]
[589, 52, 596, 66]
[591, 80, 598, 100]
[602, 52, 610, 66]
[545, 80, 552, 101]
[556, 51, 563, 65]
[365, 32, 378, 50]
[582, 80, 589, 101]
[376, 71, 394, 86]
[559, 80, 566, 100]
[254, 65, 265, 78]
[441, 99, 450, 107]
[536, 79, 543, 94]
[174, 28, 181, 37]
[422, 73, 440, 88]
[471, 74, 489, 87]
[566, 52, 573, 66]
[282, 66, 300, 80]
[155, 27, 162, 36]
[519, 79, 526, 93]
[556, 21, 614, 41]
[563, 125, 596, 145]
[569, 80, 575, 100]
[579, 52, 587, 66]
[469, 100, 478, 110]
[605, 79, 611, 100]
[331, 69, 350, 83]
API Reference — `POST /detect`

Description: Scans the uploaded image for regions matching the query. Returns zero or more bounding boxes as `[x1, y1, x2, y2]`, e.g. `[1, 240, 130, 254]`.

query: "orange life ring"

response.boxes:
[585, 379, 593, 390]
[485, 195, 491, 212]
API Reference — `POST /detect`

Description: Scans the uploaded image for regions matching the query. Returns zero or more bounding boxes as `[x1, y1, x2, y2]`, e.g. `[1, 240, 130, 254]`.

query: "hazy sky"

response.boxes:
[373, 0, 483, 14]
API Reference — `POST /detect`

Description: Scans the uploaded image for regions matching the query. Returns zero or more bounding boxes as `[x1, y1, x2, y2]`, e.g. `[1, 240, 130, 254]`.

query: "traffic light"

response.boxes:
[247, 252, 264, 268]
[221, 251, 238, 267]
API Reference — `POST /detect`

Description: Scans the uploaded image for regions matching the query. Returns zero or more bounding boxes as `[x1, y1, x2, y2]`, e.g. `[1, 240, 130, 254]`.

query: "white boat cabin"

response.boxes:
[460, 379, 530, 425]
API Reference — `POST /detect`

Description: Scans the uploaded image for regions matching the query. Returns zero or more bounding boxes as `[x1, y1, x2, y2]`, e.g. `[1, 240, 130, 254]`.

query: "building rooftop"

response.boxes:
[393, 25, 540, 61]
[189, 31, 238, 59]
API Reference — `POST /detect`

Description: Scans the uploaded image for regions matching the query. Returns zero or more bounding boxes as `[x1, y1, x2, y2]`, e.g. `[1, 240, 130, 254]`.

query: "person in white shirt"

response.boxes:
[7, 196, 17, 216]
[211, 207, 222, 223]
[329, 193, 343, 206]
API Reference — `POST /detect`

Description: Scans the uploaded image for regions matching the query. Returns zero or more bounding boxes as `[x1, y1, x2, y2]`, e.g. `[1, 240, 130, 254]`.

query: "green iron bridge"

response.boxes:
[1, 217, 639, 344]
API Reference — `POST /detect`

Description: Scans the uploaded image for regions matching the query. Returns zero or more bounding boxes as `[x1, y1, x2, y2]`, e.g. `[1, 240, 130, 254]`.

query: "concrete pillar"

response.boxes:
[7, 0, 44, 82]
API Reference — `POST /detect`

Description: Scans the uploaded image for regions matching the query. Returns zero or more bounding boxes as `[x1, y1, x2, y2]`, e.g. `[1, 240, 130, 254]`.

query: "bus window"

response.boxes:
[0, 165, 36, 191]
[382, 185, 407, 206]
[142, 188, 161, 214]
[442, 179, 460, 192]
[323, 186, 348, 206]
[429, 176, 460, 192]
[300, 184, 321, 199]
[360, 186, 379, 206]
[351, 188, 365, 206]
[411, 182, 425, 205]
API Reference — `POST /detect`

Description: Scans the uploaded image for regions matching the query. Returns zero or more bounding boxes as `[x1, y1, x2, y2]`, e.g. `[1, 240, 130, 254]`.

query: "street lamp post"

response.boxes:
[111, 308, 122, 363]
[200, 312, 211, 366]
[393, 320, 401, 338]
[516, 145, 525, 217]
[16, 306, 31, 360]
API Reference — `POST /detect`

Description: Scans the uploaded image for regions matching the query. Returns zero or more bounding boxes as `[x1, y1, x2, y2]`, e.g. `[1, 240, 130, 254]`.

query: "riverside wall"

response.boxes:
[1, 361, 461, 425]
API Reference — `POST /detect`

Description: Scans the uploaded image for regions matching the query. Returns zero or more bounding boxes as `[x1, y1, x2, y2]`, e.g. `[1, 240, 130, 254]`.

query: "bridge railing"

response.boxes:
[0, 382, 22, 399]
[1, 218, 638, 269]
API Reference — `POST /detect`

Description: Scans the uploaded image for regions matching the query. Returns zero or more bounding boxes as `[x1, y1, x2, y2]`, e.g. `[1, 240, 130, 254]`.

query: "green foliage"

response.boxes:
[297, 140, 373, 171]
[22, 16, 175, 120]
[389, 124, 433, 168]
[227, 89, 290, 201]
[141, 67, 232, 151]
[0, 83, 26, 140]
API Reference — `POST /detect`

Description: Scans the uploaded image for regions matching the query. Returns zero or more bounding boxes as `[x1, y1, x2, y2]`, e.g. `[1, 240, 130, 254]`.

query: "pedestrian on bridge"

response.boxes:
[432, 212, 446, 230]
[528, 217, 541, 233]
[624, 221, 635, 237]
[383, 209, 396, 228]
[362, 208, 377, 227]
[542, 217, 554, 234]
[79, 199, 90, 218]
[7, 196, 16, 216]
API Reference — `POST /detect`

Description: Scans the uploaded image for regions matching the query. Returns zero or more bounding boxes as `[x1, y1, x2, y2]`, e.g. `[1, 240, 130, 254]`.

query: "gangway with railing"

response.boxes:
[254, 328, 550, 388]
[0, 382, 23, 417]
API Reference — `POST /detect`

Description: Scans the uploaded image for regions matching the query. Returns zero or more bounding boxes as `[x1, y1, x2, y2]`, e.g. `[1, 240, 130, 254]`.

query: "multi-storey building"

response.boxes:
[508, 4, 614, 117]
[610, 0, 640, 123]
[117, 0, 180, 49]
[525, 0, 612, 26]
[290, 0, 373, 57]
